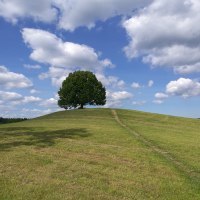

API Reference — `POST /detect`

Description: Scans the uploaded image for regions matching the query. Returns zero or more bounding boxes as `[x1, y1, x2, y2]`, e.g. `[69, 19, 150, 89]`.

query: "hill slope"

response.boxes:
[0, 108, 200, 199]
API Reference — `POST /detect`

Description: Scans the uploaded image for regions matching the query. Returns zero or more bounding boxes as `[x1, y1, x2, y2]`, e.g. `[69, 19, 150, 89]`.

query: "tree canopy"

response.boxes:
[58, 71, 106, 109]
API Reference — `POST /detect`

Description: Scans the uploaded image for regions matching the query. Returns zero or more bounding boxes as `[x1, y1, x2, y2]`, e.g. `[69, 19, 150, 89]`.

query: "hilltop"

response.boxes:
[0, 108, 200, 199]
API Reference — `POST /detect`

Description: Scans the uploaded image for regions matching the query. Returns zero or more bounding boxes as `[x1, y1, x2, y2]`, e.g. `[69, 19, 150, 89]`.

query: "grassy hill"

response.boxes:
[0, 108, 200, 200]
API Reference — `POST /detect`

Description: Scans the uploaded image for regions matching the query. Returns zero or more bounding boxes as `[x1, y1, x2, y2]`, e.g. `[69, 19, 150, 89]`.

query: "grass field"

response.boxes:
[0, 108, 200, 199]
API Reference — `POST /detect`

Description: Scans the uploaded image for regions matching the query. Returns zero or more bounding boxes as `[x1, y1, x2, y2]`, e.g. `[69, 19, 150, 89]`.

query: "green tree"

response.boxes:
[58, 71, 106, 109]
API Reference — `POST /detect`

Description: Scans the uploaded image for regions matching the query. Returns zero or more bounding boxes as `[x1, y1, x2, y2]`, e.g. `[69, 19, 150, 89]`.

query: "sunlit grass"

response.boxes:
[0, 108, 200, 199]
[118, 109, 200, 173]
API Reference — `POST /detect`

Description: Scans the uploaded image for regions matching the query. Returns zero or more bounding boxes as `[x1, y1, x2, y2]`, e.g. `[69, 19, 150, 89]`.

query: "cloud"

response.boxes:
[132, 100, 146, 106]
[22, 28, 113, 70]
[0, 0, 57, 24]
[148, 80, 154, 87]
[153, 92, 168, 104]
[23, 96, 42, 104]
[131, 82, 141, 89]
[174, 63, 200, 74]
[53, 0, 152, 31]
[0, 106, 55, 118]
[30, 89, 39, 94]
[96, 73, 125, 90]
[22, 28, 114, 86]
[0, 103, 61, 118]
[40, 98, 58, 108]
[0, 66, 32, 89]
[123, 0, 200, 74]
[38, 66, 71, 87]
[153, 99, 164, 104]
[108, 91, 133, 101]
[104, 90, 133, 108]
[0, 91, 23, 102]
[24, 64, 41, 69]
[166, 78, 200, 98]
[0, 0, 152, 30]
[0, 90, 42, 105]
[0, 90, 60, 117]
[131, 80, 154, 89]
[155, 92, 168, 99]
[153, 78, 200, 102]
[21, 108, 53, 118]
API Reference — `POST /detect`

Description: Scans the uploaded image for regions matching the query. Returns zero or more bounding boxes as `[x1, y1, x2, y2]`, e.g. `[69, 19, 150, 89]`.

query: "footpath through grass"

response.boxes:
[0, 108, 200, 199]
[117, 109, 200, 179]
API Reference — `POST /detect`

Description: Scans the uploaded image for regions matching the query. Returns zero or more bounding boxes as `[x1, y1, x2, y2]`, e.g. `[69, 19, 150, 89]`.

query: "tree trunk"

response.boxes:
[80, 104, 84, 109]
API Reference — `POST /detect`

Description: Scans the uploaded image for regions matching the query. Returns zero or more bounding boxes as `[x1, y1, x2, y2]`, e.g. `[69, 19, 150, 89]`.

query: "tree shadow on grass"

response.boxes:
[0, 127, 90, 151]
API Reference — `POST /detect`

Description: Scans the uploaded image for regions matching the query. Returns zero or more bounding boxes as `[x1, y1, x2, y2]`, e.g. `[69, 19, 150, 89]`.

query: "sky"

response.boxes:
[0, 0, 200, 118]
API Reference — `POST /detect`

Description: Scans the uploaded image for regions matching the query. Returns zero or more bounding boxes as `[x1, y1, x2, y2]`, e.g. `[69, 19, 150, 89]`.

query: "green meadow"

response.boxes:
[0, 108, 200, 199]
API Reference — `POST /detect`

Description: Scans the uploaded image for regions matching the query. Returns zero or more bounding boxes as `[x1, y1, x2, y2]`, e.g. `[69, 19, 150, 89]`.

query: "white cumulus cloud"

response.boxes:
[123, 0, 200, 74]
[131, 82, 141, 89]
[0, 0, 152, 31]
[22, 28, 113, 70]
[108, 91, 133, 101]
[96, 73, 125, 90]
[155, 92, 168, 99]
[0, 66, 32, 89]
[153, 92, 168, 104]
[166, 78, 200, 98]
[0, 0, 57, 24]
[22, 28, 114, 86]
[0, 90, 60, 118]
[53, 0, 152, 31]
[0, 91, 23, 102]
[40, 98, 58, 108]
[104, 90, 133, 108]
[23, 96, 42, 104]
[0, 91, 43, 105]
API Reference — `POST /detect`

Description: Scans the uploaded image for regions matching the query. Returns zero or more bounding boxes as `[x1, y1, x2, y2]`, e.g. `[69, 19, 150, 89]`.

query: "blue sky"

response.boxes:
[0, 0, 200, 118]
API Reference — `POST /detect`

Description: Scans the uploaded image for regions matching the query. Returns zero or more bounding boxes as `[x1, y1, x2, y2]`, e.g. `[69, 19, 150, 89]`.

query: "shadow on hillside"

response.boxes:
[0, 127, 90, 151]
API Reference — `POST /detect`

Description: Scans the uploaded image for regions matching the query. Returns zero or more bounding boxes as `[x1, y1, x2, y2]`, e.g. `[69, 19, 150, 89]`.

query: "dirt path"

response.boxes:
[111, 109, 200, 183]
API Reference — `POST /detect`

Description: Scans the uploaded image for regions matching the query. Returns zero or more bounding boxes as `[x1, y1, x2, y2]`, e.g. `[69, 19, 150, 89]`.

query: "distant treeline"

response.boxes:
[0, 117, 28, 124]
